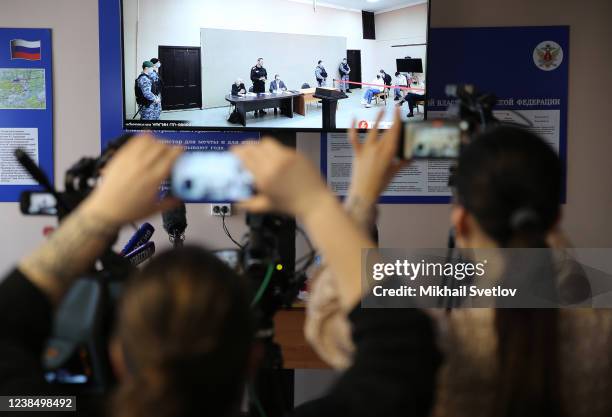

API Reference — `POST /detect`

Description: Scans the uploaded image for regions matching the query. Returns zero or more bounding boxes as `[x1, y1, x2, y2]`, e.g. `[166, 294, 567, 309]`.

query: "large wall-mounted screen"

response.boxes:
[121, 0, 429, 131]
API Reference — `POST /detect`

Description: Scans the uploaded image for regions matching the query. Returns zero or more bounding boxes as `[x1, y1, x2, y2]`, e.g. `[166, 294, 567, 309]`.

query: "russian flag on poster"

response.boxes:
[10, 39, 41, 60]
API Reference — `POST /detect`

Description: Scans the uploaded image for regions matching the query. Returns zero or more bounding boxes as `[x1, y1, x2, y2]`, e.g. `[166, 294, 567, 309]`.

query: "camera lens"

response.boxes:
[183, 179, 192, 190]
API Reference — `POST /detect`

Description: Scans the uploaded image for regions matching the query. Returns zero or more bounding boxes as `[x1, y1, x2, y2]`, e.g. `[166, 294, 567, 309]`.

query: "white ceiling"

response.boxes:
[287, 0, 427, 14]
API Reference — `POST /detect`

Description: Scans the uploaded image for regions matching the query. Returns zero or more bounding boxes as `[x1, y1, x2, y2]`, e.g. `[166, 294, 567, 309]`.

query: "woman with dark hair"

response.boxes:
[304, 121, 611, 417]
[111, 246, 253, 417]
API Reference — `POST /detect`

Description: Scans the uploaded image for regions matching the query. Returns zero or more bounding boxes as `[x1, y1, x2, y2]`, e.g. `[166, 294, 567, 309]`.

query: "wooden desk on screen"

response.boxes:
[226, 91, 301, 126]
[274, 308, 329, 369]
[293, 88, 317, 116]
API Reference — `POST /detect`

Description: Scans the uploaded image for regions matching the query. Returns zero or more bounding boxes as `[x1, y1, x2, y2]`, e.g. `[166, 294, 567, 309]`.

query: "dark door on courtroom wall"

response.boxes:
[347, 49, 362, 89]
[158, 46, 202, 111]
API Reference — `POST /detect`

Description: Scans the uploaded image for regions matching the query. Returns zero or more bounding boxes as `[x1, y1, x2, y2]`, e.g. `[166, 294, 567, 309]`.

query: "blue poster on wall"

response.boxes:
[427, 25, 569, 202]
[0, 28, 53, 202]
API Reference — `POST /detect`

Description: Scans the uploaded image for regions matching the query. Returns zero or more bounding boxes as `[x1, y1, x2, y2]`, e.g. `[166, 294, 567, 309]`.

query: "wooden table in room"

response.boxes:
[274, 308, 329, 369]
[293, 87, 341, 116]
[225, 91, 301, 127]
[293, 87, 317, 116]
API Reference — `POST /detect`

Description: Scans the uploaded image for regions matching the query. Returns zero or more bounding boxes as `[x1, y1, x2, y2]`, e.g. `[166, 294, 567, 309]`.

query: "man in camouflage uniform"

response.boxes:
[150, 57, 163, 102]
[136, 61, 161, 120]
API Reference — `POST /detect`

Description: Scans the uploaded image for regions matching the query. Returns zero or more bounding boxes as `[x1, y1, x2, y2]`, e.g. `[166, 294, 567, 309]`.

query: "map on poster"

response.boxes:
[0, 68, 46, 109]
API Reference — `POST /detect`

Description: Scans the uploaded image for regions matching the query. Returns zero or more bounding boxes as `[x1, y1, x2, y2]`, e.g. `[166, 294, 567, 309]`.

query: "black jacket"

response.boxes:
[250, 66, 267, 93]
[231, 83, 246, 95]
[293, 304, 441, 417]
[382, 73, 392, 86]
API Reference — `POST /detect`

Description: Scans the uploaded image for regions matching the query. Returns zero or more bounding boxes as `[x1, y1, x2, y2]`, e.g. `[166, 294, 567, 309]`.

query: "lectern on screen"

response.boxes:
[121, 0, 429, 131]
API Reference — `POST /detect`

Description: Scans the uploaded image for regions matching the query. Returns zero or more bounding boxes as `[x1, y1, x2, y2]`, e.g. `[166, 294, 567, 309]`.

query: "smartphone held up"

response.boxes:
[171, 152, 254, 203]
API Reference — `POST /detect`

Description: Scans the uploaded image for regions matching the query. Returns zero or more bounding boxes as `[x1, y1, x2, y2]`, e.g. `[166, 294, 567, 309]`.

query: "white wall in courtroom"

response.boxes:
[373, 3, 428, 82]
[200, 28, 347, 108]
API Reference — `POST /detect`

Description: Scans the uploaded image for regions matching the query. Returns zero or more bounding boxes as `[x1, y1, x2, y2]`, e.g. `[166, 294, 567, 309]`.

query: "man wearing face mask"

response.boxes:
[315, 60, 327, 87]
[149, 58, 164, 102]
[250, 57, 268, 117]
[231, 78, 247, 95]
[269, 74, 288, 116]
[338, 58, 351, 93]
[135, 61, 161, 120]
[269, 74, 287, 93]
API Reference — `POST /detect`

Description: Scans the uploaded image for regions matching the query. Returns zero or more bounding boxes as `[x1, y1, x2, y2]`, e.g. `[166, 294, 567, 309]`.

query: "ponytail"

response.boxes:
[453, 126, 563, 417]
[506, 208, 547, 248]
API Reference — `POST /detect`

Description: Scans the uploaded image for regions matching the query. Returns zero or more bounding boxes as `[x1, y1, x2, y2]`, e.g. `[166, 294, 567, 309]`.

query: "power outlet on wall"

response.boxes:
[210, 203, 232, 217]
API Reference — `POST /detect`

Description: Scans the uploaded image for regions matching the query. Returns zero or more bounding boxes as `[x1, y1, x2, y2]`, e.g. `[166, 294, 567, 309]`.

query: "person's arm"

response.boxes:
[233, 110, 403, 311]
[304, 110, 407, 368]
[0, 135, 182, 394]
[19, 135, 182, 306]
[234, 110, 441, 416]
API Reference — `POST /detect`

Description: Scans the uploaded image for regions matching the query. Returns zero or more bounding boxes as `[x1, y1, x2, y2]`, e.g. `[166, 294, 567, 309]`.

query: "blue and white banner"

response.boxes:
[427, 25, 569, 202]
[0, 28, 53, 201]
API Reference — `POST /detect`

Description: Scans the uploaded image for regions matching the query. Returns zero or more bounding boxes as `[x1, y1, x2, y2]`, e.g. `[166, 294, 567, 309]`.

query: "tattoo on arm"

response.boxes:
[20, 209, 119, 296]
[344, 195, 377, 230]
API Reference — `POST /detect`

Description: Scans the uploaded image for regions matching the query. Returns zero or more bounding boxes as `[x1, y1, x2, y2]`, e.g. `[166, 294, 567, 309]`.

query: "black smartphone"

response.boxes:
[171, 152, 254, 203]
[399, 120, 462, 159]
[20, 191, 58, 215]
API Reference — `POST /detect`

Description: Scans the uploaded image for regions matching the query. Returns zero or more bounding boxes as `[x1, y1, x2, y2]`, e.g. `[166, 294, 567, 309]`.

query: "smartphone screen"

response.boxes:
[401, 121, 462, 159]
[171, 152, 253, 202]
[20, 192, 58, 215]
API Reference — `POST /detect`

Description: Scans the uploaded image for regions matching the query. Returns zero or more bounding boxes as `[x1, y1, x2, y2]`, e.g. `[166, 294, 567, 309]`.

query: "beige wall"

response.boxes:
[0, 0, 611, 277]
[425, 0, 612, 248]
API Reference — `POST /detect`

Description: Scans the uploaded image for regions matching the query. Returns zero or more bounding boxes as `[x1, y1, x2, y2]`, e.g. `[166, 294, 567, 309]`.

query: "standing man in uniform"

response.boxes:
[250, 57, 267, 117]
[315, 60, 327, 87]
[338, 58, 351, 93]
[135, 61, 161, 120]
[150, 58, 164, 100]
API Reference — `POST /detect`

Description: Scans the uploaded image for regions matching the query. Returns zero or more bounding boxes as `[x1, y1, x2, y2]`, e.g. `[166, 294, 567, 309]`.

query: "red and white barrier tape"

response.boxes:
[332, 79, 425, 92]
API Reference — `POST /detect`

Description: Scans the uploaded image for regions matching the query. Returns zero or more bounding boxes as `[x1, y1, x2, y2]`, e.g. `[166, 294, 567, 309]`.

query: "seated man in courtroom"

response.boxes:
[269, 74, 288, 115]
[231, 78, 247, 96]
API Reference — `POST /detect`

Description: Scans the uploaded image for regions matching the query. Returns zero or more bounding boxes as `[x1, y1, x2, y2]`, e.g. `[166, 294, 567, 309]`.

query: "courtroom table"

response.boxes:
[226, 91, 301, 127]
[293, 87, 317, 116]
[274, 308, 329, 369]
